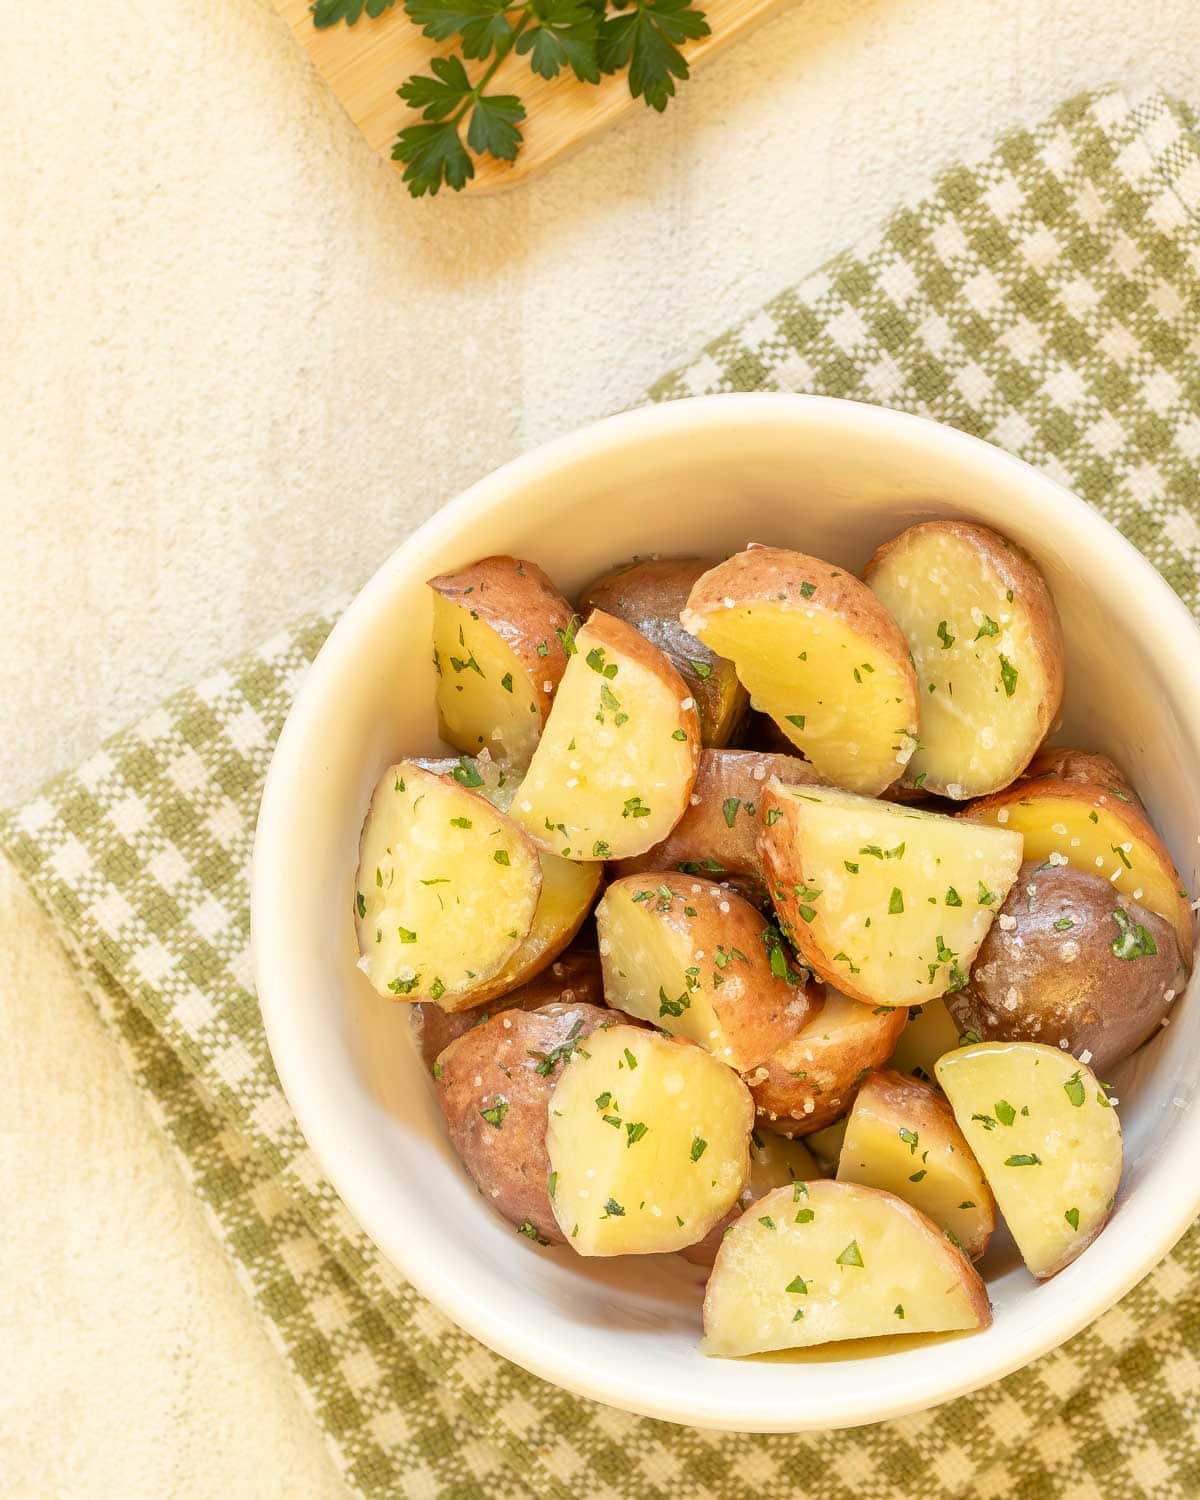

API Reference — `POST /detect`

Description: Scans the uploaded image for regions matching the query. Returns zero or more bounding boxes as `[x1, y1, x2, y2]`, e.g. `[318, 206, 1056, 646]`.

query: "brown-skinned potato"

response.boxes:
[578, 558, 748, 745]
[947, 861, 1186, 1074]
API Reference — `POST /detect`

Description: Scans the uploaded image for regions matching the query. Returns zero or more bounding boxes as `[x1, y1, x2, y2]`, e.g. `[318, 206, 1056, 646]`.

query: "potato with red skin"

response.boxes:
[680, 1132, 821, 1267]
[411, 950, 603, 1069]
[746, 986, 907, 1136]
[434, 999, 625, 1244]
[947, 861, 1185, 1074]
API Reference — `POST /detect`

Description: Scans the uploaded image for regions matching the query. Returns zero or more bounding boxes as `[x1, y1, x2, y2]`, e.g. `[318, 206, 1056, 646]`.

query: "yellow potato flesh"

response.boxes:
[702, 1179, 988, 1357]
[886, 998, 961, 1081]
[936, 1041, 1123, 1278]
[546, 1027, 751, 1255]
[433, 594, 543, 767]
[689, 604, 917, 795]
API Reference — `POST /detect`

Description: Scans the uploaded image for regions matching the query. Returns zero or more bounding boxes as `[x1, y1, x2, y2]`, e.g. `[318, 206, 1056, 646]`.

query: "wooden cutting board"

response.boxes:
[273, 0, 792, 193]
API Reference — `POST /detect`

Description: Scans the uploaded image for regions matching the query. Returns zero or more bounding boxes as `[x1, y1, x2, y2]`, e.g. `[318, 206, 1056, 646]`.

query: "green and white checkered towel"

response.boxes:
[6, 86, 1200, 1500]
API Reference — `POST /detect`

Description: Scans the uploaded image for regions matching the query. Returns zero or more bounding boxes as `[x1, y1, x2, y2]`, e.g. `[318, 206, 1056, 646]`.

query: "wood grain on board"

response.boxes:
[273, 0, 793, 193]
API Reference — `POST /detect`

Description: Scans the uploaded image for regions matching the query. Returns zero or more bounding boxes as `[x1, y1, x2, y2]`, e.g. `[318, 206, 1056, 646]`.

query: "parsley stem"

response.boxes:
[450, 7, 533, 125]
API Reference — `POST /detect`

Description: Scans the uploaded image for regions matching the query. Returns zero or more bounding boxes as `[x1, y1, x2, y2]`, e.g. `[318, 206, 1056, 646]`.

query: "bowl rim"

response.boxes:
[253, 392, 1200, 1431]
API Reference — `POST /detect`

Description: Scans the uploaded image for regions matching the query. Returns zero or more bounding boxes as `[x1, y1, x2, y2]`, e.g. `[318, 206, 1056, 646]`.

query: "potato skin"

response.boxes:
[746, 987, 908, 1136]
[612, 748, 822, 890]
[411, 950, 603, 1068]
[434, 999, 622, 1243]
[948, 862, 1185, 1074]
[578, 558, 747, 745]
[1020, 747, 1134, 797]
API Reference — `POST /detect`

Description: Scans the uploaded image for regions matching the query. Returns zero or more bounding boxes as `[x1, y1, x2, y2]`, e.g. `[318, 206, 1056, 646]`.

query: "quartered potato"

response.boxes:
[578, 557, 748, 745]
[428, 555, 576, 768]
[512, 610, 701, 861]
[747, 985, 907, 1136]
[702, 1179, 991, 1358]
[355, 762, 541, 1004]
[411, 949, 604, 1068]
[595, 873, 815, 1071]
[612, 747, 823, 892]
[936, 1041, 1123, 1279]
[837, 1070, 995, 1259]
[682, 1132, 822, 1267]
[760, 782, 1023, 1007]
[960, 770, 1193, 960]
[804, 1117, 849, 1175]
[681, 547, 920, 796]
[864, 521, 1064, 799]
[947, 862, 1185, 1074]
[435, 1000, 625, 1243]
[1019, 747, 1133, 796]
[546, 1025, 753, 1255]
[885, 997, 961, 1083]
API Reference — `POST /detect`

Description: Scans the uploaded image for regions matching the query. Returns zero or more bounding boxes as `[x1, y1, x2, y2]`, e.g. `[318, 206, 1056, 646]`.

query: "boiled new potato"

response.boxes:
[936, 1041, 1123, 1279]
[702, 1179, 991, 1357]
[947, 861, 1184, 1074]
[578, 558, 747, 745]
[435, 1000, 624, 1243]
[355, 762, 541, 1004]
[837, 1070, 995, 1259]
[960, 770, 1193, 959]
[1019, 747, 1133, 796]
[760, 782, 1023, 1007]
[428, 555, 576, 768]
[596, 873, 815, 1071]
[747, 985, 907, 1135]
[511, 610, 701, 861]
[885, 997, 961, 1082]
[863, 521, 1064, 798]
[682, 1131, 822, 1266]
[546, 1025, 753, 1254]
[680, 547, 919, 796]
[612, 748, 822, 891]
[411, 949, 603, 1068]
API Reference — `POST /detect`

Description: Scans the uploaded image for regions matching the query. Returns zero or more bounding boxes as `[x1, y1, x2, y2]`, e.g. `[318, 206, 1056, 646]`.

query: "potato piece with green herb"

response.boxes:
[596, 873, 815, 1071]
[760, 782, 1023, 1008]
[578, 558, 748, 745]
[355, 762, 541, 1004]
[960, 773, 1193, 960]
[435, 1000, 624, 1244]
[947, 862, 1184, 1074]
[682, 1131, 822, 1266]
[935, 1041, 1123, 1279]
[863, 521, 1064, 799]
[747, 986, 907, 1135]
[837, 1070, 995, 1259]
[546, 1025, 753, 1255]
[680, 547, 919, 796]
[428, 555, 576, 768]
[612, 748, 822, 893]
[512, 610, 701, 861]
[701, 1179, 991, 1357]
[885, 997, 961, 1083]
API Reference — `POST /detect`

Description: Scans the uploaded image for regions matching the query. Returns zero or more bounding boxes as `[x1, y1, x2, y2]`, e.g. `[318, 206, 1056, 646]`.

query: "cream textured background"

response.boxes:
[3, 1, 1200, 1494]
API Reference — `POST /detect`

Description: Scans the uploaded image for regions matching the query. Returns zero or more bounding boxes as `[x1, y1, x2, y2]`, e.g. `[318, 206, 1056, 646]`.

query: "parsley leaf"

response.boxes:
[313, 0, 398, 25]
[596, 0, 710, 112]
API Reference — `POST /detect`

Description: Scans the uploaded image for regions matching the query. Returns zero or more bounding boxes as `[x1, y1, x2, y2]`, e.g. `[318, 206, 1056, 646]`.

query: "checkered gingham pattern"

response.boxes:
[6, 87, 1200, 1500]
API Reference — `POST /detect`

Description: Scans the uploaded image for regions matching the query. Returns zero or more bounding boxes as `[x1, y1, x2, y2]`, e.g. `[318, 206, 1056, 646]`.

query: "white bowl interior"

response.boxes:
[254, 395, 1200, 1431]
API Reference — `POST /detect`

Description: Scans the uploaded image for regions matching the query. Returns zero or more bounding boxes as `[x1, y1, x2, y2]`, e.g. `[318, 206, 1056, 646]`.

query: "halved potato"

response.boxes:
[947, 862, 1184, 1074]
[511, 610, 701, 861]
[804, 1117, 848, 1175]
[885, 997, 961, 1083]
[960, 773, 1193, 960]
[681, 547, 919, 796]
[701, 1179, 991, 1357]
[595, 873, 815, 1071]
[612, 748, 823, 889]
[863, 521, 1064, 799]
[354, 762, 541, 1004]
[837, 1070, 995, 1259]
[760, 782, 1023, 1007]
[546, 1025, 752, 1254]
[435, 1000, 623, 1243]
[936, 1041, 1123, 1279]
[428, 555, 576, 768]
[411, 949, 605, 1069]
[682, 1131, 822, 1266]
[747, 986, 907, 1135]
[578, 558, 747, 745]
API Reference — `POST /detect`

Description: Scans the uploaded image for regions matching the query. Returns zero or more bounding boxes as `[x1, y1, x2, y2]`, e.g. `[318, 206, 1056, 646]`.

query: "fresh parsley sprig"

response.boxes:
[312, 0, 710, 197]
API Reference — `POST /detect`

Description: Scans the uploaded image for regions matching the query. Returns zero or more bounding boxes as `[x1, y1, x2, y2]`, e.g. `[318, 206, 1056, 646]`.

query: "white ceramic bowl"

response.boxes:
[253, 394, 1200, 1432]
